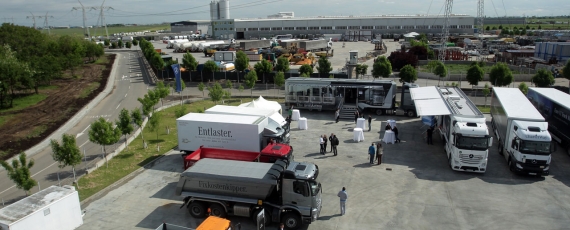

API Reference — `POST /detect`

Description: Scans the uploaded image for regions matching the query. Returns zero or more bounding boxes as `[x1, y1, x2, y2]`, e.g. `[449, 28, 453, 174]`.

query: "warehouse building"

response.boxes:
[170, 20, 211, 34]
[481, 16, 526, 25]
[210, 15, 475, 39]
[535, 42, 570, 63]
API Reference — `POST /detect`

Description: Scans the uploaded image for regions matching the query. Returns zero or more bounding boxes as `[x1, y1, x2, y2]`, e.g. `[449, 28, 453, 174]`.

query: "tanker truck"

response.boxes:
[176, 158, 322, 230]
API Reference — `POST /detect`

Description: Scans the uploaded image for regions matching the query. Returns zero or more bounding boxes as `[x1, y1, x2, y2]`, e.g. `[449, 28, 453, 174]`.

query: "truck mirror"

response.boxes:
[488, 137, 493, 147]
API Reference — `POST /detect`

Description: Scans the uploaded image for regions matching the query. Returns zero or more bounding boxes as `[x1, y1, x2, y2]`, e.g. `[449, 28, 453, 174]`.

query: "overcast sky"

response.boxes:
[1, 0, 568, 27]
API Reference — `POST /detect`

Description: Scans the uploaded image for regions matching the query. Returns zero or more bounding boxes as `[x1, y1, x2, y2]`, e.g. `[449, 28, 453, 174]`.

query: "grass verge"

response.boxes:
[0, 115, 14, 127]
[94, 55, 109, 65]
[48, 24, 171, 37]
[477, 105, 490, 113]
[0, 94, 48, 113]
[79, 82, 101, 99]
[75, 98, 284, 201]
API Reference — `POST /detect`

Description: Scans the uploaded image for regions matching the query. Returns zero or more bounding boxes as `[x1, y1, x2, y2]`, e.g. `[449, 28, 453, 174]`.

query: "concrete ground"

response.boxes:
[77, 108, 570, 230]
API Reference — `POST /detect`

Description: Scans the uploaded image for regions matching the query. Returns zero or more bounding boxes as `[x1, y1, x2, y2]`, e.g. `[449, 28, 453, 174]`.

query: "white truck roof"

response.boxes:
[493, 87, 545, 121]
[0, 186, 76, 226]
[177, 113, 265, 125]
[529, 87, 570, 109]
[206, 105, 286, 126]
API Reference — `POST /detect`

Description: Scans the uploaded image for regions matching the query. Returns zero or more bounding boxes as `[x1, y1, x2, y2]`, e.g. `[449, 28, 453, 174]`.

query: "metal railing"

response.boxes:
[138, 50, 158, 84]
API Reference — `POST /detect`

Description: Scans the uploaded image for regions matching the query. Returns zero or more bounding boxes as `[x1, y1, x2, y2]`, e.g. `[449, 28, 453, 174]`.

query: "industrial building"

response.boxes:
[481, 16, 526, 25]
[211, 15, 475, 39]
[535, 42, 570, 63]
[210, 0, 230, 20]
[170, 20, 211, 34]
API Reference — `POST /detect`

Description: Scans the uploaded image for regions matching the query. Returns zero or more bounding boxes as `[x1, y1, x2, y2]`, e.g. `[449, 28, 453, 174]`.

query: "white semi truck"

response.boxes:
[176, 158, 322, 230]
[411, 86, 493, 173]
[491, 87, 556, 176]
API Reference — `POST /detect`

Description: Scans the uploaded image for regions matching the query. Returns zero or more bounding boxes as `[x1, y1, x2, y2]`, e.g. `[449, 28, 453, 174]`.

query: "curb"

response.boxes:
[1, 53, 121, 172]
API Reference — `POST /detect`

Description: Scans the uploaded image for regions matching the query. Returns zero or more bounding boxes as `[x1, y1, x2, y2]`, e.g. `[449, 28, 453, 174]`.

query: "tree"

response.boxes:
[521, 29, 527, 36]
[532, 69, 555, 87]
[470, 61, 486, 68]
[137, 90, 159, 116]
[235, 51, 249, 81]
[485, 26, 490, 31]
[299, 64, 314, 76]
[132, 39, 138, 46]
[492, 26, 497, 30]
[562, 61, 570, 93]
[372, 56, 392, 78]
[203, 60, 218, 81]
[355, 64, 368, 79]
[398, 64, 417, 83]
[433, 61, 448, 86]
[0, 44, 33, 108]
[116, 108, 133, 149]
[154, 81, 170, 106]
[111, 42, 117, 49]
[104, 39, 110, 46]
[125, 41, 132, 49]
[499, 25, 503, 29]
[50, 134, 82, 184]
[244, 71, 258, 98]
[466, 65, 484, 89]
[274, 71, 285, 97]
[275, 57, 290, 73]
[148, 112, 162, 142]
[489, 63, 514, 87]
[118, 40, 124, 48]
[254, 59, 273, 83]
[198, 82, 206, 98]
[316, 56, 332, 77]
[526, 25, 530, 29]
[519, 82, 529, 95]
[538, 25, 542, 30]
[182, 52, 198, 71]
[208, 82, 225, 104]
[175, 105, 187, 118]
[388, 50, 418, 71]
[482, 83, 491, 107]
[131, 108, 143, 141]
[88, 118, 121, 167]
[0, 153, 36, 195]
[151, 53, 165, 79]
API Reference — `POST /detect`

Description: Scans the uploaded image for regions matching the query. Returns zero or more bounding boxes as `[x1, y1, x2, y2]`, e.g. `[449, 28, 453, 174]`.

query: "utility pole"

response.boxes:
[438, 0, 454, 63]
[38, 12, 54, 35]
[476, 0, 485, 61]
[72, 0, 90, 39]
[91, 0, 113, 39]
[27, 12, 40, 29]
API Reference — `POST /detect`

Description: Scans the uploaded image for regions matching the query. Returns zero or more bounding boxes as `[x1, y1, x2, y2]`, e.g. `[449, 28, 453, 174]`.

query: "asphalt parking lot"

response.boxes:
[78, 108, 570, 230]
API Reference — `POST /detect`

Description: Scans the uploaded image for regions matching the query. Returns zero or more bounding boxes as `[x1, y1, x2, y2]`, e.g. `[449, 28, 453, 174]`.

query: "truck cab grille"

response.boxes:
[459, 153, 483, 164]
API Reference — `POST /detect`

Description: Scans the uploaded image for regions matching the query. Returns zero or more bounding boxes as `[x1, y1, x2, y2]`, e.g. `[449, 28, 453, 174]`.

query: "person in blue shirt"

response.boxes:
[337, 187, 348, 215]
[368, 143, 376, 164]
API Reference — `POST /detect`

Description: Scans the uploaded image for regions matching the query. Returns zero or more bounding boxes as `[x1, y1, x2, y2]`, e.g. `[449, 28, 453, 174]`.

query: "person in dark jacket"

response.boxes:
[427, 126, 434, 145]
[354, 110, 359, 123]
[368, 115, 372, 131]
[328, 133, 334, 152]
[393, 126, 401, 143]
[323, 134, 328, 154]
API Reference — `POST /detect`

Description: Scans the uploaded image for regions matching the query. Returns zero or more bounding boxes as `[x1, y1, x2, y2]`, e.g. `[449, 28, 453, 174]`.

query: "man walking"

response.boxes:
[368, 115, 372, 131]
[337, 187, 348, 215]
[335, 109, 340, 123]
[354, 110, 359, 124]
[320, 135, 325, 154]
[331, 134, 339, 156]
[328, 133, 334, 152]
[368, 143, 376, 164]
[393, 126, 401, 143]
[427, 126, 434, 145]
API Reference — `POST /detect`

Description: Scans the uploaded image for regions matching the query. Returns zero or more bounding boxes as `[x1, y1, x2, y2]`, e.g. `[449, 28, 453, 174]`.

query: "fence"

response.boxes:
[139, 50, 158, 84]
[179, 71, 349, 83]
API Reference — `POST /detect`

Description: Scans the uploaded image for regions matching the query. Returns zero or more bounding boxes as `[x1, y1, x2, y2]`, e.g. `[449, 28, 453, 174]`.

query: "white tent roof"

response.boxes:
[414, 98, 451, 116]
[239, 96, 283, 114]
[410, 86, 441, 100]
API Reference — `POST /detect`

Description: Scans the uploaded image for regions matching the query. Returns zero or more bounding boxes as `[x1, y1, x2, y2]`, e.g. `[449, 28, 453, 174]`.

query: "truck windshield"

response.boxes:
[308, 180, 320, 196]
[520, 140, 551, 155]
[455, 136, 489, 151]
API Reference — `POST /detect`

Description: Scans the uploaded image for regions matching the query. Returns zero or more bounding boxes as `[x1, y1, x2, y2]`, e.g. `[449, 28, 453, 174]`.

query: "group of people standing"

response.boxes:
[368, 142, 383, 165]
[385, 123, 401, 143]
[352, 110, 373, 132]
[320, 133, 339, 155]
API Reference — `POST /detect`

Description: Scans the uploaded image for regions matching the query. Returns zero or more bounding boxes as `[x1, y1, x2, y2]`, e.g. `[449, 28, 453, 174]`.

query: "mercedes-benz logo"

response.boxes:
[469, 154, 474, 158]
[532, 160, 537, 164]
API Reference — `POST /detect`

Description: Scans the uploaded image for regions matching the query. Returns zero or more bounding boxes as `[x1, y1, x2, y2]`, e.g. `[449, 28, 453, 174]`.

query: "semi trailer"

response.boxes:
[527, 87, 570, 156]
[176, 158, 322, 230]
[183, 143, 294, 169]
[491, 87, 555, 176]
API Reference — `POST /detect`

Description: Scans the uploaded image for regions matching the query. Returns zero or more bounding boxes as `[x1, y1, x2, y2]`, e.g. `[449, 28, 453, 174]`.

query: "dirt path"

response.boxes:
[0, 55, 116, 160]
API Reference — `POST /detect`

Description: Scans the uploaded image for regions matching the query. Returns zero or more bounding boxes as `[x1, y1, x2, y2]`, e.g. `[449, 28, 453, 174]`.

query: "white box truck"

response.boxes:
[177, 113, 268, 154]
[0, 185, 83, 230]
[527, 87, 570, 156]
[491, 87, 556, 176]
[205, 105, 290, 143]
[176, 158, 322, 230]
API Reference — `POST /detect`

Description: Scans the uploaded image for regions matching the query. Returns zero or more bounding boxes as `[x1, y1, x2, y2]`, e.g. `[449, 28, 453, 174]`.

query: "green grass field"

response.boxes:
[0, 94, 48, 113]
[48, 24, 170, 37]
[76, 98, 285, 201]
[476, 105, 490, 113]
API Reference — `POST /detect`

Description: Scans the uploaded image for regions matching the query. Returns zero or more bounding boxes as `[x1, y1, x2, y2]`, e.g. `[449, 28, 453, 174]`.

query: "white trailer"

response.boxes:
[491, 87, 555, 176]
[0, 186, 83, 230]
[411, 86, 493, 173]
[177, 113, 268, 153]
[193, 41, 225, 52]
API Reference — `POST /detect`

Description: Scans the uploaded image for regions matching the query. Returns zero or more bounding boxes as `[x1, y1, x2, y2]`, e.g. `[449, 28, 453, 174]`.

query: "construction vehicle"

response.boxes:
[291, 52, 316, 67]
[204, 48, 217, 57]
[314, 49, 334, 58]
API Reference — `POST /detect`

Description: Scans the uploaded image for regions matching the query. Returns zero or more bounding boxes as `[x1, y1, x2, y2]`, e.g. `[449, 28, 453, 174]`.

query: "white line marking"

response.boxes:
[33, 162, 58, 177]
[129, 85, 131, 89]
[81, 125, 91, 133]
[79, 140, 89, 148]
[116, 104, 121, 110]
[125, 93, 128, 98]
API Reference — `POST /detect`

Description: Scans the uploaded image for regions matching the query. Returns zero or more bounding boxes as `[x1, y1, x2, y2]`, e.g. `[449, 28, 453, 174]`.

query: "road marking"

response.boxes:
[79, 140, 89, 148]
[81, 125, 91, 133]
[116, 103, 121, 110]
[129, 85, 131, 89]
[125, 93, 128, 98]
[76, 133, 83, 138]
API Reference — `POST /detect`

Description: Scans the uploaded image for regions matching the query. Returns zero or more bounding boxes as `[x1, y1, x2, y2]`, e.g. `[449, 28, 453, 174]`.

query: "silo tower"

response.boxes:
[219, 0, 230, 19]
[210, 0, 219, 20]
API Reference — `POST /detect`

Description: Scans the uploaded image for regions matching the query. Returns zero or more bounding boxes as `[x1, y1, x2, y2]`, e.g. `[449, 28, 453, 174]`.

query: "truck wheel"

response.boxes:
[209, 203, 227, 218]
[376, 109, 384, 115]
[406, 110, 415, 117]
[508, 158, 514, 172]
[282, 213, 301, 230]
[188, 201, 207, 218]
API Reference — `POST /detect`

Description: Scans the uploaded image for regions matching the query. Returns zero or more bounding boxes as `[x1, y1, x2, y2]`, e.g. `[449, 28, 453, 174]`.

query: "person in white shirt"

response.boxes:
[337, 187, 348, 215]
[320, 135, 325, 154]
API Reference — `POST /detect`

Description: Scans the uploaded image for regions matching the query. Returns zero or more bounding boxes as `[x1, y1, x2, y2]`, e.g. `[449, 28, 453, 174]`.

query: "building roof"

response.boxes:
[0, 186, 76, 226]
[235, 14, 472, 22]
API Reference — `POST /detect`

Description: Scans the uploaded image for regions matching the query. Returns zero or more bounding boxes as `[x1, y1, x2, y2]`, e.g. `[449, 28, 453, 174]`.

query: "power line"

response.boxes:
[38, 12, 54, 35]
[27, 13, 39, 29]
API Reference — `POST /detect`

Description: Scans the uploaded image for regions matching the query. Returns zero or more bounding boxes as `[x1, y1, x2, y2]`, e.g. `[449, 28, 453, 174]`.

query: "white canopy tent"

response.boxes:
[239, 96, 283, 114]
[410, 86, 451, 116]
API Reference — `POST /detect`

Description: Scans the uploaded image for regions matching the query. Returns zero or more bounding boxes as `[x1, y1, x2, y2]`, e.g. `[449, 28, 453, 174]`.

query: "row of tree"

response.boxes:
[0, 23, 105, 108]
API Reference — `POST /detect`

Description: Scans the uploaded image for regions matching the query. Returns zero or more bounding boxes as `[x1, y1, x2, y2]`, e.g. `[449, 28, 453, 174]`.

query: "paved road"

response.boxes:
[0, 50, 151, 205]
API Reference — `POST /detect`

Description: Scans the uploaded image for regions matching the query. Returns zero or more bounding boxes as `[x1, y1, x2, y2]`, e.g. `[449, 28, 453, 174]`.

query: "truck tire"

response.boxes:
[508, 158, 514, 172]
[282, 213, 301, 230]
[209, 203, 227, 218]
[406, 110, 415, 117]
[376, 109, 384, 115]
[188, 201, 207, 218]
